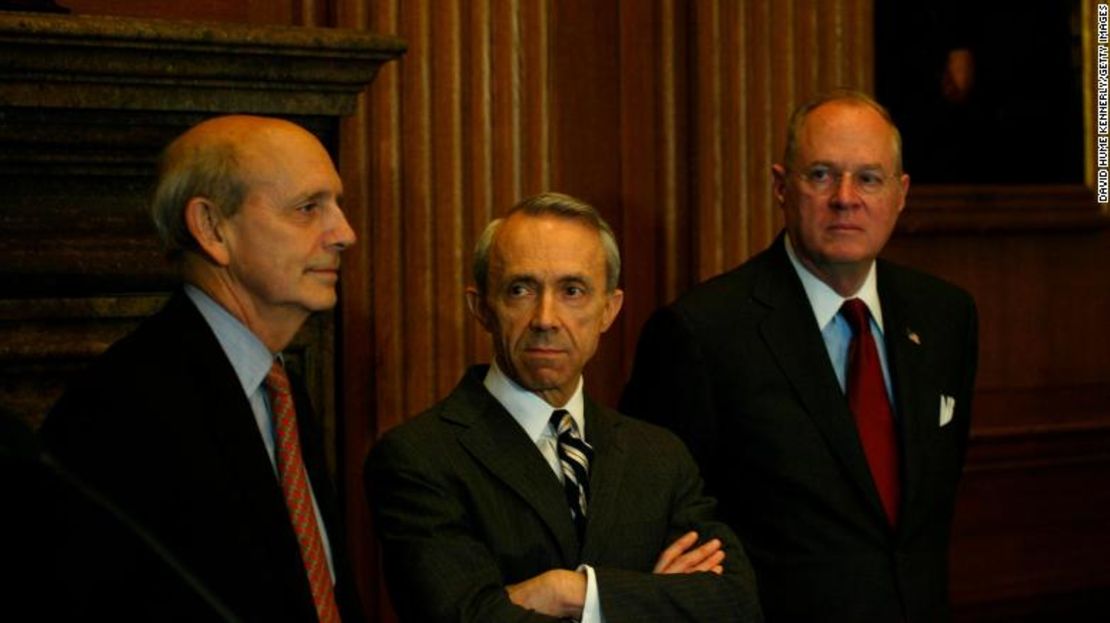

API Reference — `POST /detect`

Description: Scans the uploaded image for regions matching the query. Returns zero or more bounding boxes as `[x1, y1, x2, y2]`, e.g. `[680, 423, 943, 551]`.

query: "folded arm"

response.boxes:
[590, 431, 763, 622]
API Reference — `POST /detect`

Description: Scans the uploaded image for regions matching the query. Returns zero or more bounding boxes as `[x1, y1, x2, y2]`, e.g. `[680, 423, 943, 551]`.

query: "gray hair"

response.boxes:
[473, 192, 622, 293]
[782, 88, 904, 174]
[149, 137, 248, 259]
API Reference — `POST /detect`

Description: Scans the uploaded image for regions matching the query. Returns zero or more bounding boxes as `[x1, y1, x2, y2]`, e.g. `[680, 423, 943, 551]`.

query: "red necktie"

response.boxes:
[265, 361, 341, 623]
[841, 299, 901, 526]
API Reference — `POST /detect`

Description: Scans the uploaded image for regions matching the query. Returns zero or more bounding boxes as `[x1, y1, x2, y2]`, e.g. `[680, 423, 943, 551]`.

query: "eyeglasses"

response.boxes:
[791, 165, 892, 195]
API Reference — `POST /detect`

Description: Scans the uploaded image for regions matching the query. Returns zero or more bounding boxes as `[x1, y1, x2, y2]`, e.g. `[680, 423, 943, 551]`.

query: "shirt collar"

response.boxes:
[184, 284, 275, 398]
[483, 360, 586, 443]
[784, 233, 884, 334]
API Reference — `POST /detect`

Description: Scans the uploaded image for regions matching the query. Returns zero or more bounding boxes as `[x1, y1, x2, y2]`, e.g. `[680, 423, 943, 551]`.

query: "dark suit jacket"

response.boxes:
[366, 365, 762, 622]
[40, 292, 363, 623]
[621, 235, 978, 623]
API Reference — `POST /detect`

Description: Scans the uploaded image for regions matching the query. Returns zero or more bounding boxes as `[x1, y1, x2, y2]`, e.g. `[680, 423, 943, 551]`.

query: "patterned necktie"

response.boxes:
[265, 361, 341, 623]
[550, 409, 593, 538]
[841, 298, 901, 526]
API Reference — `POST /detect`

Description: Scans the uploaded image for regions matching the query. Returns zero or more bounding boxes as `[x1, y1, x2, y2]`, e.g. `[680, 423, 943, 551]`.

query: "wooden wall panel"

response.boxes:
[356, 0, 557, 434]
[617, 0, 691, 371]
[950, 428, 1110, 615]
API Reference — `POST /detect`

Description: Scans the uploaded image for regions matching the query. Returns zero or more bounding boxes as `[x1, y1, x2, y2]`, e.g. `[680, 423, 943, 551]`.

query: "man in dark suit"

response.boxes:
[41, 115, 363, 623]
[621, 91, 978, 622]
[367, 193, 762, 622]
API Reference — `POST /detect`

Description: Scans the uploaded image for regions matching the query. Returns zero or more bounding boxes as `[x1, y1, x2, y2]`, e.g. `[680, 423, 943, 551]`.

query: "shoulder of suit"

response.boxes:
[42, 294, 211, 441]
[656, 244, 779, 332]
[877, 258, 976, 310]
[373, 370, 490, 447]
[374, 395, 456, 447]
[66, 294, 202, 387]
[602, 403, 689, 451]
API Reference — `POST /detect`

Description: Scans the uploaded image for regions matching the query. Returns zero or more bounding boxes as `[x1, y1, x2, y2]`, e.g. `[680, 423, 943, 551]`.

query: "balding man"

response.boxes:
[42, 116, 363, 623]
[622, 91, 979, 622]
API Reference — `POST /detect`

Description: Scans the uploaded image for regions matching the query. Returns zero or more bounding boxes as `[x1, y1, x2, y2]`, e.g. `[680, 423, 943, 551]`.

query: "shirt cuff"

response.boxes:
[578, 564, 605, 623]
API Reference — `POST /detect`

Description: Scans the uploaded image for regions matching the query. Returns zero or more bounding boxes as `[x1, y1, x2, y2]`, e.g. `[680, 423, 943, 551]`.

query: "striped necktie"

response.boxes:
[265, 361, 341, 623]
[550, 409, 593, 539]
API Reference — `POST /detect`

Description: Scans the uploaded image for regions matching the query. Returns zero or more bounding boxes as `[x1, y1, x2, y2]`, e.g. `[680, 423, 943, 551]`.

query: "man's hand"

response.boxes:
[653, 531, 725, 575]
[507, 569, 587, 619]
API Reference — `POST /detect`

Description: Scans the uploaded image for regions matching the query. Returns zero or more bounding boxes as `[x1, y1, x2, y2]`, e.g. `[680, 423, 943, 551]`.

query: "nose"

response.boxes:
[830, 172, 862, 209]
[326, 205, 357, 251]
[530, 291, 558, 331]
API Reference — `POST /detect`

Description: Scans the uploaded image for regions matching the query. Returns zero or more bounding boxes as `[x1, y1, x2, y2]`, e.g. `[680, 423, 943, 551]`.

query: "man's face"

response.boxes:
[468, 214, 623, 407]
[772, 101, 909, 285]
[219, 125, 355, 328]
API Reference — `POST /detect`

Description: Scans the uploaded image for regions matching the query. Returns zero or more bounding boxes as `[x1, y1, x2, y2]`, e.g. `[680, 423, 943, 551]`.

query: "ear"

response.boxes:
[184, 197, 230, 266]
[895, 172, 910, 215]
[599, 288, 624, 333]
[771, 164, 789, 206]
[465, 286, 494, 332]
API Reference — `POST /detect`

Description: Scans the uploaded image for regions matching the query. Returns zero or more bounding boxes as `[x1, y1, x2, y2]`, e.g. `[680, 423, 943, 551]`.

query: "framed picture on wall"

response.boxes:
[874, 0, 1103, 231]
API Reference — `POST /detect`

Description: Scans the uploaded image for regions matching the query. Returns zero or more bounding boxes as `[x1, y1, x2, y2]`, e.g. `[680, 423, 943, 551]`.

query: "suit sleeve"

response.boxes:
[366, 432, 565, 623]
[620, 306, 720, 482]
[591, 435, 763, 622]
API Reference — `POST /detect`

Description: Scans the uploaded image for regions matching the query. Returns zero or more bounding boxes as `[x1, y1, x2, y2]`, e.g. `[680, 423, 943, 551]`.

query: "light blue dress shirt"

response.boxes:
[783, 235, 895, 406]
[184, 284, 336, 582]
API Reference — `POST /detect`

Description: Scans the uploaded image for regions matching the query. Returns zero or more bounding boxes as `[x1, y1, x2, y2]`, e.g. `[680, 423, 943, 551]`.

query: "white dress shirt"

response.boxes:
[483, 362, 604, 623]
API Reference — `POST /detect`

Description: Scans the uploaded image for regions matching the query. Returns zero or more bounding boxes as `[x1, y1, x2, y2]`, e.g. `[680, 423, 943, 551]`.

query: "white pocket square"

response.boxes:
[939, 395, 956, 427]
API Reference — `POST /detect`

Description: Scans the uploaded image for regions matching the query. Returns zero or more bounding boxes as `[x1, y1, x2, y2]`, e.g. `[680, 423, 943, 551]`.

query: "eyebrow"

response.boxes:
[558, 275, 591, 286]
[507, 274, 540, 286]
[292, 190, 341, 205]
[504, 273, 593, 287]
[806, 160, 887, 171]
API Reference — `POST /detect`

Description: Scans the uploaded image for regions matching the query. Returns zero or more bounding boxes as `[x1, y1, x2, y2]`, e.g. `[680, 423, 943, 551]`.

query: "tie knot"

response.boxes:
[550, 409, 576, 437]
[266, 360, 292, 397]
[840, 298, 871, 335]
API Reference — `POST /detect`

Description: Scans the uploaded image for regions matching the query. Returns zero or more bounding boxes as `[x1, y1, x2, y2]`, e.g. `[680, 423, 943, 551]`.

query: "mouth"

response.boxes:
[306, 266, 340, 279]
[523, 347, 565, 358]
[827, 223, 865, 233]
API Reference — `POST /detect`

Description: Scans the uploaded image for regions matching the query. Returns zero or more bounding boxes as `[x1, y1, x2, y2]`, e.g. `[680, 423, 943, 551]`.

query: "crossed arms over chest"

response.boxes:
[366, 379, 762, 623]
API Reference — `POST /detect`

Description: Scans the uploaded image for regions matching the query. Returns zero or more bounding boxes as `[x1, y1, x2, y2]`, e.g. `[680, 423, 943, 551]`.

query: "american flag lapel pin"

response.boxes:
[907, 328, 921, 345]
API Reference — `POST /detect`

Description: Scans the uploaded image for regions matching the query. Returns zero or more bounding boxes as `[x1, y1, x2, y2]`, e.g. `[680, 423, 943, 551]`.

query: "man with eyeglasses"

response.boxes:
[621, 89, 978, 622]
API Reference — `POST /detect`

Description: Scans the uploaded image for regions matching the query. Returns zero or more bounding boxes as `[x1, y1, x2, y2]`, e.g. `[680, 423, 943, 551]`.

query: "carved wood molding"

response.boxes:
[897, 185, 1109, 234]
[0, 11, 405, 115]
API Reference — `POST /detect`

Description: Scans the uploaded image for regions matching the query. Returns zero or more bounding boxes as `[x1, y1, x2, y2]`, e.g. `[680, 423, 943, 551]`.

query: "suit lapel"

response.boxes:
[878, 265, 929, 537]
[448, 371, 581, 565]
[181, 306, 287, 510]
[167, 295, 287, 517]
[578, 398, 626, 562]
[754, 241, 890, 525]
